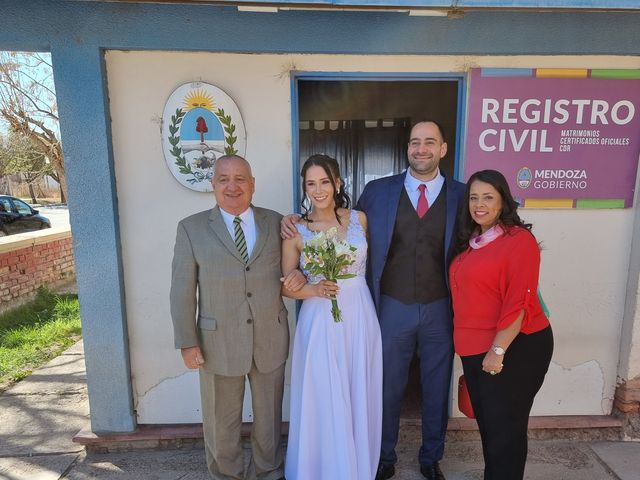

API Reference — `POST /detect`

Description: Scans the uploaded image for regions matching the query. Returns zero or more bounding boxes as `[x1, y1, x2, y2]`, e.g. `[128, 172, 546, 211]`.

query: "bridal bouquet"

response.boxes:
[302, 227, 357, 322]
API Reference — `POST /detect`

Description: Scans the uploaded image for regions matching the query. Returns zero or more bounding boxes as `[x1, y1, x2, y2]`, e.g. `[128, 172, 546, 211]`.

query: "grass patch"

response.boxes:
[0, 287, 81, 391]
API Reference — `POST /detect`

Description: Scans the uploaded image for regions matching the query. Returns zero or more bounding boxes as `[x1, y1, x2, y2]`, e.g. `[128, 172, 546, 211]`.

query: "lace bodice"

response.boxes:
[296, 210, 368, 284]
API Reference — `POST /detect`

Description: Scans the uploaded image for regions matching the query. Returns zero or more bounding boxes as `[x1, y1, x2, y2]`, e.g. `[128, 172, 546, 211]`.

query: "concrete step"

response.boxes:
[73, 415, 623, 453]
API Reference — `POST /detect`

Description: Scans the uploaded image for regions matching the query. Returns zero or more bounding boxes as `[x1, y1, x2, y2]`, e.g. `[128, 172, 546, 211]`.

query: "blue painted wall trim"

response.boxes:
[291, 75, 302, 213]
[229, 0, 640, 9]
[1, 0, 638, 432]
[50, 44, 136, 433]
[1, 2, 639, 55]
[291, 71, 467, 183]
[453, 75, 468, 181]
[456, 0, 640, 8]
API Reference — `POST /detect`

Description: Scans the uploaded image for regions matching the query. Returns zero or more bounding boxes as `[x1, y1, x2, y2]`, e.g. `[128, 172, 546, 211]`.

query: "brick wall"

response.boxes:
[0, 229, 75, 308]
[615, 376, 640, 414]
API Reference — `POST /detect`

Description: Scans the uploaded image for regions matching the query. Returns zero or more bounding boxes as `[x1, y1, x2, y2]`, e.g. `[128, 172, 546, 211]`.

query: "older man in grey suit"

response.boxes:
[171, 155, 301, 480]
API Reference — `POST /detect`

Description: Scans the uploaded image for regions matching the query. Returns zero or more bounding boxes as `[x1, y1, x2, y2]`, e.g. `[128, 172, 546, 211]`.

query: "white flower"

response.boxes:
[306, 230, 326, 249]
[334, 241, 352, 257]
[325, 227, 339, 240]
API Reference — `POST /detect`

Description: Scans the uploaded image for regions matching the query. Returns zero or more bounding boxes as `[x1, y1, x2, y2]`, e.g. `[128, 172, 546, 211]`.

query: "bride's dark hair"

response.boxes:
[300, 154, 351, 224]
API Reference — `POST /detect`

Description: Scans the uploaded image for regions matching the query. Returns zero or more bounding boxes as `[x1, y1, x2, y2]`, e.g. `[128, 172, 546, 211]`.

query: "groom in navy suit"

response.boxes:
[357, 121, 465, 480]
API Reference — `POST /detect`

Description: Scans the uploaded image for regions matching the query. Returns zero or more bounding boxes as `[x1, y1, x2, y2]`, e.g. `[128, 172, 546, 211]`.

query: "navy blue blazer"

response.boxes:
[355, 171, 466, 313]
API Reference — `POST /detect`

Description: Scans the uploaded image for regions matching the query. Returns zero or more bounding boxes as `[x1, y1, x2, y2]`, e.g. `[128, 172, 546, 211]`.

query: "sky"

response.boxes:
[0, 51, 58, 137]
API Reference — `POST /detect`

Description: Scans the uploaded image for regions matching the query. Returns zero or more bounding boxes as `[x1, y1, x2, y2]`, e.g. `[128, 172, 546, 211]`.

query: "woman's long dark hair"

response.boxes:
[300, 154, 351, 224]
[455, 169, 532, 255]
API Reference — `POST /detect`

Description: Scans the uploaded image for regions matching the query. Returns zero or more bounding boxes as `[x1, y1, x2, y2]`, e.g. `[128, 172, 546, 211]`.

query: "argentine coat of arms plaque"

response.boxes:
[162, 82, 246, 192]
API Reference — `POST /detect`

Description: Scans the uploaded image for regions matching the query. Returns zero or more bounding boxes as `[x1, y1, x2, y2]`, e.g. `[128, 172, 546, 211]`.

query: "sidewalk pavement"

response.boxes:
[1, 341, 639, 480]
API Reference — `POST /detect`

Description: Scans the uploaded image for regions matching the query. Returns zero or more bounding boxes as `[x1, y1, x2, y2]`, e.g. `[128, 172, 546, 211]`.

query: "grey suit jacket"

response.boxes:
[170, 205, 289, 376]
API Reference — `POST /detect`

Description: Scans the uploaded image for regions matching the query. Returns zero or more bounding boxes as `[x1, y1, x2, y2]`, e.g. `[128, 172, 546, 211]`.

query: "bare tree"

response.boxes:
[0, 132, 53, 204]
[0, 52, 66, 202]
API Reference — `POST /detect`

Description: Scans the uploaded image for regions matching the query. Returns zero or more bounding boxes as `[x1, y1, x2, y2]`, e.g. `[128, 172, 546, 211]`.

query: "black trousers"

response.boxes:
[461, 326, 553, 480]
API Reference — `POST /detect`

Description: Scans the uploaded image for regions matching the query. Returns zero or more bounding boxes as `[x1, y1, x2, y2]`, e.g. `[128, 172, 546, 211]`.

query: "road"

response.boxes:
[36, 204, 70, 229]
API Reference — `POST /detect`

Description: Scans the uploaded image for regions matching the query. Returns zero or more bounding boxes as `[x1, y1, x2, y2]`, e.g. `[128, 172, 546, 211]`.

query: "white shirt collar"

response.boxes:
[218, 206, 257, 258]
[219, 206, 253, 225]
[405, 168, 444, 192]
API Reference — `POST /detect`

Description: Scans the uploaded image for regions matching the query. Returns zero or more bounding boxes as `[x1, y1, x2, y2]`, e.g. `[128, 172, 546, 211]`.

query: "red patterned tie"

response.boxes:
[417, 184, 429, 218]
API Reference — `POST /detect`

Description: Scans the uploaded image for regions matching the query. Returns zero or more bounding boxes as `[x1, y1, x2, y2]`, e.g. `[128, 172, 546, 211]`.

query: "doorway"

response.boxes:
[293, 74, 464, 419]
[295, 76, 463, 203]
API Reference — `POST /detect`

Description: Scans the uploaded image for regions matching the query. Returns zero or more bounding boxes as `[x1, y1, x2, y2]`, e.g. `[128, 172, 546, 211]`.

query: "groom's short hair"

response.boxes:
[411, 119, 446, 143]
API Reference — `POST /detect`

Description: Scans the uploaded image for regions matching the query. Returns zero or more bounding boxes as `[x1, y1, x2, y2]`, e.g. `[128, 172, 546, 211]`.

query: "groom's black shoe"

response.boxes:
[375, 462, 395, 480]
[420, 462, 445, 480]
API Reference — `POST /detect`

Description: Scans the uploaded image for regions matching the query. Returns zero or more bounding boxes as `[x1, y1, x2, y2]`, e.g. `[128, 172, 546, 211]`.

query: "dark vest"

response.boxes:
[380, 184, 448, 305]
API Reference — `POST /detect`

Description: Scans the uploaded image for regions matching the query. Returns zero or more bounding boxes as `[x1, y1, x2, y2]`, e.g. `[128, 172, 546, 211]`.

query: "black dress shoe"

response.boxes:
[375, 462, 395, 480]
[420, 461, 445, 480]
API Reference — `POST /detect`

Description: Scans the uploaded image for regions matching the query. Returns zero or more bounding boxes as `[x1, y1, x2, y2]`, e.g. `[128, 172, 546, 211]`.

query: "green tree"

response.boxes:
[0, 52, 66, 202]
[0, 132, 52, 204]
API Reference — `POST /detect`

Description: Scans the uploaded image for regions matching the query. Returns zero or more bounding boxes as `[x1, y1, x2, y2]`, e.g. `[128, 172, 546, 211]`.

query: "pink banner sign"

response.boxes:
[465, 69, 640, 208]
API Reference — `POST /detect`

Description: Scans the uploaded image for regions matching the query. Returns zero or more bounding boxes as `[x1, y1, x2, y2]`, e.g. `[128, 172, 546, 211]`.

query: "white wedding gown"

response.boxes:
[285, 210, 383, 480]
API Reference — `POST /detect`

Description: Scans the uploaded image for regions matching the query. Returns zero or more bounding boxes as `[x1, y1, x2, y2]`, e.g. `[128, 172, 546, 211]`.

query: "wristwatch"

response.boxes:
[491, 345, 506, 356]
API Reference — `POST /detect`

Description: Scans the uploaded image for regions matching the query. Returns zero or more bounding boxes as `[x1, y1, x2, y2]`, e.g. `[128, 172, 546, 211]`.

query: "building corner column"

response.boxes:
[51, 44, 136, 433]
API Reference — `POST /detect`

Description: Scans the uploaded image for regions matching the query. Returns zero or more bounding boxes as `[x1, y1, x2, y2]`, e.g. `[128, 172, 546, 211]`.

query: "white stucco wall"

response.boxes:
[105, 51, 640, 423]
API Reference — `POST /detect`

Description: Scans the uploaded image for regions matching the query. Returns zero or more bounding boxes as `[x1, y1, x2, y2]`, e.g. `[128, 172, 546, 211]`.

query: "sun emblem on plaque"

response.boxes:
[162, 82, 246, 192]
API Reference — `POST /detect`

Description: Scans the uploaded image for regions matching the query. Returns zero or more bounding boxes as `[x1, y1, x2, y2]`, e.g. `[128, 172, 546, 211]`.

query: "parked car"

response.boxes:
[0, 195, 51, 236]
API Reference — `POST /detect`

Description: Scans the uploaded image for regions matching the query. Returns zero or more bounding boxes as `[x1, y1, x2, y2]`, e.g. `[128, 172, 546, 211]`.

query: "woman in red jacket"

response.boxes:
[449, 169, 553, 480]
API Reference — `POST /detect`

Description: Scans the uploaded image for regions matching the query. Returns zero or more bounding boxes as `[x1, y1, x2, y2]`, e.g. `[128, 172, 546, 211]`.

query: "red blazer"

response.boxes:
[450, 226, 550, 357]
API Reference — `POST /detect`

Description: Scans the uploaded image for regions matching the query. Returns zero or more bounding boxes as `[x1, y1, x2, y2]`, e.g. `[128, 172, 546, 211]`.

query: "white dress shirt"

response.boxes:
[219, 206, 257, 258]
[403, 169, 445, 210]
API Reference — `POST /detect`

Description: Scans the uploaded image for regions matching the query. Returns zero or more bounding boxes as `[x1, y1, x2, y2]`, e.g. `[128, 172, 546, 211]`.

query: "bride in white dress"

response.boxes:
[281, 154, 383, 480]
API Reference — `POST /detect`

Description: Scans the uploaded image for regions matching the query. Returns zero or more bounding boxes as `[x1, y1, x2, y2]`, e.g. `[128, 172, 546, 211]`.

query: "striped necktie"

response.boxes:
[233, 216, 249, 263]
